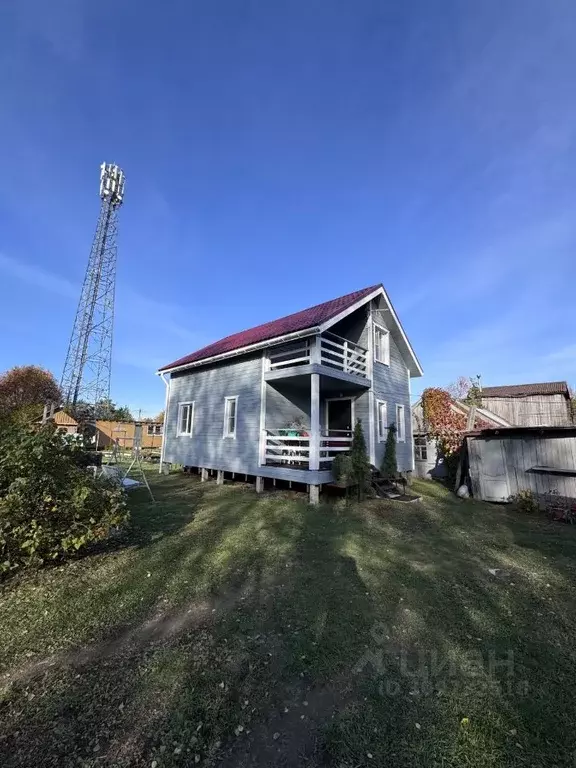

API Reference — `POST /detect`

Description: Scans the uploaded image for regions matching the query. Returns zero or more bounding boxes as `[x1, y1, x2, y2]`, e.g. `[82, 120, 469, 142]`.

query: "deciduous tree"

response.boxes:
[0, 365, 61, 423]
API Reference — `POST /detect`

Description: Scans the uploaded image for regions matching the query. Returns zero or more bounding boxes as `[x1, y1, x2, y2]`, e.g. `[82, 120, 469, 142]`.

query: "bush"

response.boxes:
[0, 425, 128, 577]
[509, 489, 540, 514]
[332, 453, 353, 485]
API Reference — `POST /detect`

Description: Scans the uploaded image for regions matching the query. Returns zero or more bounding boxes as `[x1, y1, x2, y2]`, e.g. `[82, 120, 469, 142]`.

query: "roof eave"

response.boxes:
[156, 326, 321, 375]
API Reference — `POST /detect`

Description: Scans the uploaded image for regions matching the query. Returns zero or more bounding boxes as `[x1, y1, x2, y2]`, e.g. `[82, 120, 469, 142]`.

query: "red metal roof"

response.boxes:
[481, 382, 569, 398]
[159, 285, 381, 371]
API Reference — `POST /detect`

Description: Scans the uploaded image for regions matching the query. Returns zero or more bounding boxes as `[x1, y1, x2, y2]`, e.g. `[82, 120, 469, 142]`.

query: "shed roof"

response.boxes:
[481, 382, 570, 398]
[158, 284, 422, 374]
[52, 410, 78, 426]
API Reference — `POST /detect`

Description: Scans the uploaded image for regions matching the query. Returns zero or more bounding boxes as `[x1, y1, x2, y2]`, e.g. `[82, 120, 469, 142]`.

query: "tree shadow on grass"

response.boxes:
[2, 477, 576, 767]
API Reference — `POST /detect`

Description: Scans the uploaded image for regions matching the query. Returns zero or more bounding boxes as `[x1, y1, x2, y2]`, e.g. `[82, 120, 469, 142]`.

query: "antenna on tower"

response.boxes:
[61, 163, 125, 417]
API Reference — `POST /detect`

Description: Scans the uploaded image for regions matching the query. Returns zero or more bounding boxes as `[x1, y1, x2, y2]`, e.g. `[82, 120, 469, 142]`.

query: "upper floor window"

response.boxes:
[376, 400, 387, 442]
[396, 404, 405, 442]
[147, 423, 163, 436]
[373, 324, 390, 365]
[177, 402, 194, 436]
[223, 396, 238, 439]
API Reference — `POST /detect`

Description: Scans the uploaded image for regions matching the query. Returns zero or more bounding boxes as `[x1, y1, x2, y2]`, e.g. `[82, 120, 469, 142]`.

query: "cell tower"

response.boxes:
[61, 163, 125, 413]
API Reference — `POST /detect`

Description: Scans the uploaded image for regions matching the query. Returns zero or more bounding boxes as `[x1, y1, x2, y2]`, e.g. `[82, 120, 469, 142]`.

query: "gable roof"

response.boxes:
[158, 284, 423, 375]
[481, 382, 570, 398]
[412, 397, 511, 433]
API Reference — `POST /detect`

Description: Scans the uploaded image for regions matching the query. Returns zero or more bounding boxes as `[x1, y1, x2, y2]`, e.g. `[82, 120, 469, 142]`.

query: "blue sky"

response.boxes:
[1, 0, 575, 415]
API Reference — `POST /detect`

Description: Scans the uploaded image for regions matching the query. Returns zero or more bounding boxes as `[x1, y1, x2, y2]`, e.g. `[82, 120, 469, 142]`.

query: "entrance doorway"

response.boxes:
[325, 397, 354, 436]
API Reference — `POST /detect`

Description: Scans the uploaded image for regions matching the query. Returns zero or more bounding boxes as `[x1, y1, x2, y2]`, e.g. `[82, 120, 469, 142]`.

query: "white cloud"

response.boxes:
[0, 252, 76, 298]
[544, 344, 576, 362]
[0, 252, 202, 346]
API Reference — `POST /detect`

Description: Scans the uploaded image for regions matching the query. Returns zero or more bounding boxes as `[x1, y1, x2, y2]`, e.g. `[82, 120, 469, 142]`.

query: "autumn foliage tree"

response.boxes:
[422, 387, 491, 458]
[0, 366, 61, 424]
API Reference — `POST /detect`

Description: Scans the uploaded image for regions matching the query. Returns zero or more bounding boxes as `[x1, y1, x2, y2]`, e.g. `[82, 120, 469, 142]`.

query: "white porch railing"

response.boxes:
[261, 429, 352, 468]
[268, 333, 368, 378]
[320, 430, 352, 464]
[263, 430, 310, 466]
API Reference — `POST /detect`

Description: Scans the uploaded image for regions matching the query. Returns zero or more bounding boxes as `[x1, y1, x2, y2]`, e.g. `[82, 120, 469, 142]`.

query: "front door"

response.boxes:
[326, 398, 353, 436]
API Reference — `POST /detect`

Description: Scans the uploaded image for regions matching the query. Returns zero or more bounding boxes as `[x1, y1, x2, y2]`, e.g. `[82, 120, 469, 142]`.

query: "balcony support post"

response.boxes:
[310, 373, 320, 470]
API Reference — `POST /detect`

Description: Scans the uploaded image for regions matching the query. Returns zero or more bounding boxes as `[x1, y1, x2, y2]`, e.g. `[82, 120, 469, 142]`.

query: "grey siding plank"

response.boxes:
[164, 354, 263, 473]
[372, 333, 413, 472]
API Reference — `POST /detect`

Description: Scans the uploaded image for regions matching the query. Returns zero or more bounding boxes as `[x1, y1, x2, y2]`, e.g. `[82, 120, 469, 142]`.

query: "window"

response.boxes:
[223, 396, 238, 438]
[376, 400, 387, 442]
[147, 423, 163, 436]
[177, 402, 194, 436]
[414, 436, 427, 461]
[396, 404, 405, 442]
[373, 324, 390, 365]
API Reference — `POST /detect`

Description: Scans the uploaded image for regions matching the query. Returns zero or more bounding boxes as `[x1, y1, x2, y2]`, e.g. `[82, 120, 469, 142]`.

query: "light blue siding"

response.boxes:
[265, 384, 310, 430]
[163, 300, 416, 479]
[372, 334, 413, 472]
[164, 354, 263, 472]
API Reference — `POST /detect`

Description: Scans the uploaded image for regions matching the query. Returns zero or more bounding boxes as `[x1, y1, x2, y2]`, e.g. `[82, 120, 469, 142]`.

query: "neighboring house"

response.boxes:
[479, 382, 572, 427]
[411, 398, 510, 479]
[48, 410, 79, 435]
[95, 420, 163, 451]
[157, 284, 423, 503]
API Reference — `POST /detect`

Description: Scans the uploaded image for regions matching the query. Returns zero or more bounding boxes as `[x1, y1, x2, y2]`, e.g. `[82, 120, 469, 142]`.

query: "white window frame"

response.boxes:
[223, 396, 238, 439]
[414, 435, 427, 461]
[396, 404, 405, 442]
[177, 401, 195, 436]
[376, 400, 387, 442]
[373, 323, 390, 365]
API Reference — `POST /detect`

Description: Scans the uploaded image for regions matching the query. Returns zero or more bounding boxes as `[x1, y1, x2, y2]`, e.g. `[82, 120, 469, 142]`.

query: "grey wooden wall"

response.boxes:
[164, 297, 416, 477]
[480, 394, 571, 427]
[468, 434, 576, 502]
[165, 354, 263, 473]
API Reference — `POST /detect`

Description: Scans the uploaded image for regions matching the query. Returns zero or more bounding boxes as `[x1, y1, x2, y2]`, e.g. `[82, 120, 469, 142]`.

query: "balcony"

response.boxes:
[265, 332, 370, 388]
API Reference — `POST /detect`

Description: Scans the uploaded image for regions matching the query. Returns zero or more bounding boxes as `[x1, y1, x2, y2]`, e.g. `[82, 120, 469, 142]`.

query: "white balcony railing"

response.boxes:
[320, 333, 368, 376]
[268, 333, 368, 378]
[268, 340, 311, 369]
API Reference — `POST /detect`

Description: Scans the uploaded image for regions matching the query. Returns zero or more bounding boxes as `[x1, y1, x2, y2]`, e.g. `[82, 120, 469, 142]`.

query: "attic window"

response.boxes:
[374, 324, 390, 365]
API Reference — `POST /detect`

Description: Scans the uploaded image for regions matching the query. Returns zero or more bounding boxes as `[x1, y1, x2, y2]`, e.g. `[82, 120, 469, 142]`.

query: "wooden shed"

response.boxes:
[467, 426, 576, 503]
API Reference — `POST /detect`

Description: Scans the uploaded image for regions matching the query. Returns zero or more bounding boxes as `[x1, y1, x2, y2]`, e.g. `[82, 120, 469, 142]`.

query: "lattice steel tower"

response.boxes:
[61, 163, 125, 412]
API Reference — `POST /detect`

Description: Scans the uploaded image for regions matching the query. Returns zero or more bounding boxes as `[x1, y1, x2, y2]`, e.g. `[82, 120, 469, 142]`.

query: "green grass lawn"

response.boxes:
[1, 473, 576, 767]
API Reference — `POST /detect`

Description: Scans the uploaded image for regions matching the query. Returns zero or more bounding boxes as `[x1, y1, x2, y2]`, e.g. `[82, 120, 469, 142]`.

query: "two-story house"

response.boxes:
[157, 284, 423, 503]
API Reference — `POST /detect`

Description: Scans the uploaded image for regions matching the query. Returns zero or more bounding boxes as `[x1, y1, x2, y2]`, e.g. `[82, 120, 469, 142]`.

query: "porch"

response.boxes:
[259, 359, 366, 472]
